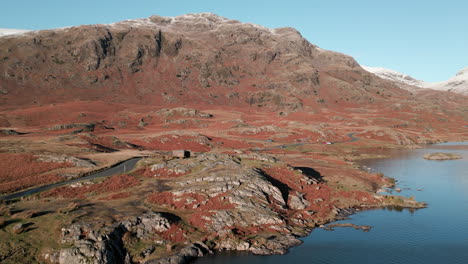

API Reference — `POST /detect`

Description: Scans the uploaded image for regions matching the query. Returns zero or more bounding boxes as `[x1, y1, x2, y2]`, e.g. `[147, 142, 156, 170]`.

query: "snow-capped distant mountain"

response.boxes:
[0, 28, 31, 37]
[363, 66, 468, 95]
[424, 67, 468, 95]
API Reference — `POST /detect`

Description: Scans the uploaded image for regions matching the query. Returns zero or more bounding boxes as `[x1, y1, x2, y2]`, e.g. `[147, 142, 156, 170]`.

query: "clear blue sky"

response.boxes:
[1, 0, 467, 82]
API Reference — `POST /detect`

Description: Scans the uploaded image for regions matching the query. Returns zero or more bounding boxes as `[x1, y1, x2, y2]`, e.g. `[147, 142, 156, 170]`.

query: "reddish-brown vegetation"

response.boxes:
[262, 167, 305, 191]
[188, 211, 215, 230]
[160, 224, 187, 243]
[147, 192, 206, 209]
[0, 174, 64, 194]
[227, 130, 278, 140]
[43, 174, 140, 198]
[79, 135, 138, 150]
[131, 135, 211, 152]
[148, 191, 235, 230]
[0, 153, 71, 193]
[262, 165, 383, 220]
[210, 136, 260, 149]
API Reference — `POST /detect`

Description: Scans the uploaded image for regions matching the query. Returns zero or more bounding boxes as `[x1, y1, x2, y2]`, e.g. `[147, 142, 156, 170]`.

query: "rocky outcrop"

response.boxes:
[58, 223, 129, 264]
[56, 212, 178, 264]
[144, 243, 211, 264]
[0, 129, 24, 136]
[152, 153, 293, 230]
[36, 154, 96, 168]
[11, 223, 27, 234]
[249, 234, 302, 255]
[48, 211, 216, 264]
[121, 212, 172, 239]
[289, 191, 310, 210]
[322, 223, 372, 232]
[155, 108, 213, 119]
[49, 123, 95, 132]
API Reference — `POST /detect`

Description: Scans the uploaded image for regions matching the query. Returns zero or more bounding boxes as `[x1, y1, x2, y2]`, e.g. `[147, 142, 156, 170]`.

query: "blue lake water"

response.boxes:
[196, 142, 468, 264]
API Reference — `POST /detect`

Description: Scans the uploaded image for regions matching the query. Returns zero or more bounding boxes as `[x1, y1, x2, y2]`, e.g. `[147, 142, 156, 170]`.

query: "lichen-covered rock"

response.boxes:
[121, 212, 172, 239]
[58, 213, 174, 264]
[58, 239, 129, 264]
[289, 191, 310, 210]
[60, 225, 128, 264]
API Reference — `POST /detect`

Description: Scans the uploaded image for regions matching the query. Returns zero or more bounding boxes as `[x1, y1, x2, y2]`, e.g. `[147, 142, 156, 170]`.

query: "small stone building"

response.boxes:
[172, 150, 191, 158]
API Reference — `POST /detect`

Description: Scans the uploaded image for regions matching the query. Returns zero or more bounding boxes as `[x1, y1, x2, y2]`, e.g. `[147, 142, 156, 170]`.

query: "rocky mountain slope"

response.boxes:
[0, 13, 415, 111]
[364, 66, 468, 95]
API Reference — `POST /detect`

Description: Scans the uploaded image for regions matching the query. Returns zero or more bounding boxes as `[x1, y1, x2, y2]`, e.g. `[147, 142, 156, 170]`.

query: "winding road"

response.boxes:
[0, 134, 360, 200]
[0, 157, 142, 201]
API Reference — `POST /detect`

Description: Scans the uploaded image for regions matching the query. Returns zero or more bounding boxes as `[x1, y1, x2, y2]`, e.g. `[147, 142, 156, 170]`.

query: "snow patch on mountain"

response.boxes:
[363, 66, 468, 95]
[0, 28, 31, 37]
[362, 66, 425, 87]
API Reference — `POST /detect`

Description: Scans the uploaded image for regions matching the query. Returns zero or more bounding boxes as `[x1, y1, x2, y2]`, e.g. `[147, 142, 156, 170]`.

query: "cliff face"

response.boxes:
[0, 13, 408, 111]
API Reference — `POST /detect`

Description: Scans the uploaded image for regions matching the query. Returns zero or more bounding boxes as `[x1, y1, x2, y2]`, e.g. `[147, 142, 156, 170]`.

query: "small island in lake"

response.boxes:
[423, 152, 463, 160]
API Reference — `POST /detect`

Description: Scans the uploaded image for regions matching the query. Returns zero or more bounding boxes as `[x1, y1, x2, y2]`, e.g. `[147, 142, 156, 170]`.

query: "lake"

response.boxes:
[195, 142, 468, 264]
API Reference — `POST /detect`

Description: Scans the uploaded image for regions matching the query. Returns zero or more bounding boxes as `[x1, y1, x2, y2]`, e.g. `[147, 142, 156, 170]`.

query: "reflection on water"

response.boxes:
[196, 143, 468, 264]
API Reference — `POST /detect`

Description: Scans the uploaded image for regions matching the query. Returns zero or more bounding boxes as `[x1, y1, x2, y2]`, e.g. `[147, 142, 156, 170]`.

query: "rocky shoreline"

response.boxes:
[41, 198, 424, 264]
[37, 205, 420, 264]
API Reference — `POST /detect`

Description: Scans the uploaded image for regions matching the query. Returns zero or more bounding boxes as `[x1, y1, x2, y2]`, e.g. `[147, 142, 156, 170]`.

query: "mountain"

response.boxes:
[0, 13, 409, 110]
[0, 28, 31, 37]
[0, 13, 466, 132]
[363, 66, 468, 95]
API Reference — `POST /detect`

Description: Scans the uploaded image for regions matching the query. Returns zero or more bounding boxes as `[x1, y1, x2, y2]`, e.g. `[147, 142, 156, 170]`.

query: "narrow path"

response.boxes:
[0, 157, 142, 201]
